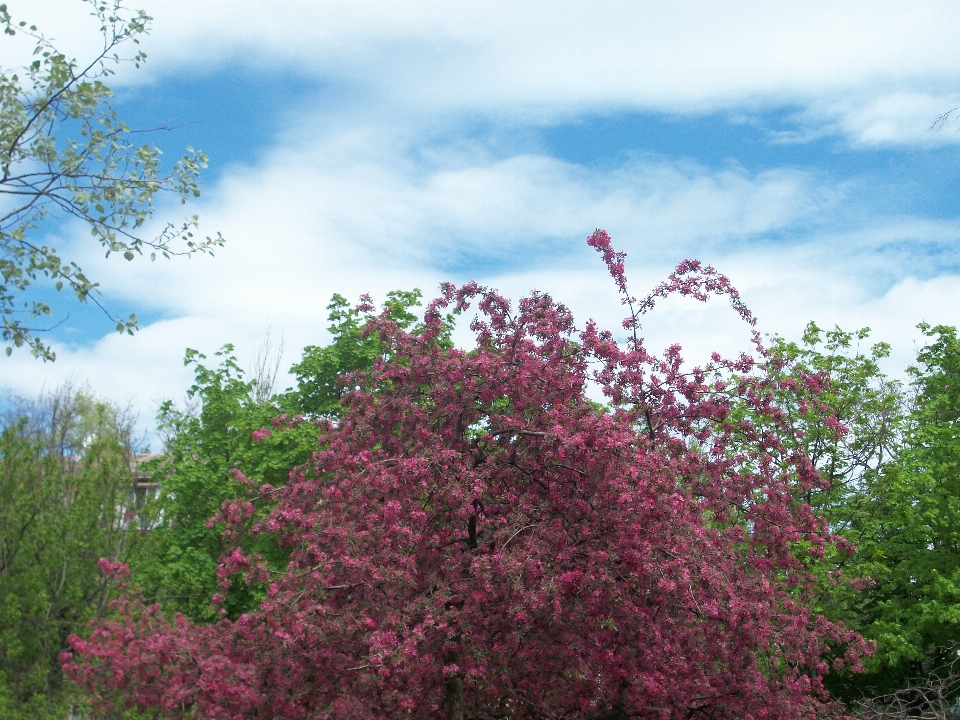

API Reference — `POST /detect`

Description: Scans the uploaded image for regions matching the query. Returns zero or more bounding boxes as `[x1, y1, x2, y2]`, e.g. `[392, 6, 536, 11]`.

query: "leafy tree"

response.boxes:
[136, 289, 430, 622]
[737, 324, 906, 699]
[0, 0, 222, 360]
[840, 324, 960, 695]
[0, 384, 138, 718]
[762, 322, 905, 514]
[67, 232, 868, 720]
[753, 321, 960, 702]
[134, 346, 321, 623]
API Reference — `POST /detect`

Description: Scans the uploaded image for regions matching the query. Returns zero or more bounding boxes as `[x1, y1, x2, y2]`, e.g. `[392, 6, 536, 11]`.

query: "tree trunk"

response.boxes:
[446, 674, 465, 720]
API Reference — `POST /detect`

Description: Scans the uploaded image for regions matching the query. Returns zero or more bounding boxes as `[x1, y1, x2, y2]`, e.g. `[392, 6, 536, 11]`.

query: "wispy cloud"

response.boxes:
[13, 1, 960, 144]
[769, 93, 960, 146]
[10, 122, 956, 411]
[128, 0, 960, 145]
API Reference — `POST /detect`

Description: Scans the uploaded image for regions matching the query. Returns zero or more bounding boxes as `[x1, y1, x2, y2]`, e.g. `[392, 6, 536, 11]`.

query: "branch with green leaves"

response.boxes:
[0, 0, 223, 360]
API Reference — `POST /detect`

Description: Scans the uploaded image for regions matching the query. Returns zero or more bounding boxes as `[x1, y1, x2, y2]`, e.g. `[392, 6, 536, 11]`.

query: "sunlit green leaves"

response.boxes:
[769, 322, 960, 700]
[288, 289, 428, 416]
[0, 0, 223, 361]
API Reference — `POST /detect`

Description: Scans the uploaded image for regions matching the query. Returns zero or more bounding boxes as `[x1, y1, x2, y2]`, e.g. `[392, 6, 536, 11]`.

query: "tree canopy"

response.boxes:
[0, 289, 429, 718]
[843, 324, 960, 693]
[6, 232, 960, 716]
[66, 232, 869, 719]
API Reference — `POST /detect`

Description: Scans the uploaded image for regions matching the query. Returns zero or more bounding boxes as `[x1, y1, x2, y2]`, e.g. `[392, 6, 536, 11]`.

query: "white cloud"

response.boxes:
[66, 127, 829, 314]
[140, 1, 960, 146]
[10, 0, 960, 145]
[781, 92, 960, 146]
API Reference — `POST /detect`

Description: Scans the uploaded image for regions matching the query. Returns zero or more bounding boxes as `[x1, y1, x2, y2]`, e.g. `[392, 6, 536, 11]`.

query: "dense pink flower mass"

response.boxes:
[66, 232, 867, 719]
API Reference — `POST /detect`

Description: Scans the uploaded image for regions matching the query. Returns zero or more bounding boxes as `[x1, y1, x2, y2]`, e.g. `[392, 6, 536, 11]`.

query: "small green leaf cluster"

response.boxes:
[288, 289, 436, 416]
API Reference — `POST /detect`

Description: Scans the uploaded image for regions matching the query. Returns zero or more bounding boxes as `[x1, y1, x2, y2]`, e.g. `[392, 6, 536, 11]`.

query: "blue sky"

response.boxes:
[5, 0, 960, 437]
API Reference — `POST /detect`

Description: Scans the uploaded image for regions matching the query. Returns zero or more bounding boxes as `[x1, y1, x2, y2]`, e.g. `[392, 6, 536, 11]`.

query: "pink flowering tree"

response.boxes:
[65, 231, 868, 719]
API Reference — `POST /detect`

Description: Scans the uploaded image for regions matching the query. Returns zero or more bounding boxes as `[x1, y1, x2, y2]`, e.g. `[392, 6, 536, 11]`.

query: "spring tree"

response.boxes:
[748, 322, 960, 700]
[844, 324, 960, 694]
[66, 232, 868, 720]
[730, 324, 904, 699]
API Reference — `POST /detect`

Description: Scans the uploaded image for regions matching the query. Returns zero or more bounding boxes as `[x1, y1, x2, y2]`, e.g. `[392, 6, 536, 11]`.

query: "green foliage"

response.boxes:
[725, 324, 902, 693]
[135, 347, 319, 622]
[761, 322, 960, 700]
[840, 324, 960, 694]
[135, 291, 433, 622]
[0, 0, 223, 361]
[0, 385, 137, 718]
[0, 290, 427, 711]
[764, 321, 904, 524]
[288, 289, 429, 416]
